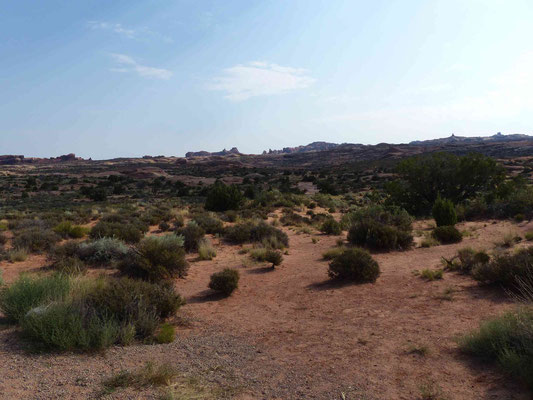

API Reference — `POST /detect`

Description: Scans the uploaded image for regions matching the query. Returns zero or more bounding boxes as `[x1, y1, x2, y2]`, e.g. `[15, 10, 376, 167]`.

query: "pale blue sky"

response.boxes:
[1, 0, 532, 159]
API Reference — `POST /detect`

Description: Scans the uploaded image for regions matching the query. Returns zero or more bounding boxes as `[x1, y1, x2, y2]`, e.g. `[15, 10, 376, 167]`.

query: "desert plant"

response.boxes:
[472, 247, 533, 289]
[178, 222, 205, 252]
[77, 238, 130, 266]
[7, 248, 28, 262]
[192, 213, 225, 234]
[224, 220, 289, 248]
[250, 248, 283, 266]
[420, 269, 443, 281]
[155, 323, 175, 344]
[205, 181, 243, 212]
[432, 226, 462, 244]
[459, 307, 533, 388]
[328, 248, 380, 283]
[0, 274, 70, 322]
[102, 362, 177, 391]
[322, 246, 347, 260]
[53, 221, 89, 239]
[119, 235, 188, 281]
[432, 197, 457, 227]
[319, 218, 342, 235]
[526, 231, 533, 241]
[208, 268, 239, 296]
[198, 238, 216, 260]
[348, 220, 413, 251]
[12, 228, 60, 253]
[90, 221, 143, 244]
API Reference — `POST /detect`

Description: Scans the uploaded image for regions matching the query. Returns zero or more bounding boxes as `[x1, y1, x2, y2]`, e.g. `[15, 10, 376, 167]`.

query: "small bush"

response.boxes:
[155, 323, 175, 344]
[193, 213, 225, 234]
[320, 218, 342, 235]
[119, 235, 188, 281]
[12, 228, 60, 253]
[7, 248, 28, 262]
[472, 247, 533, 289]
[102, 362, 177, 391]
[178, 222, 205, 252]
[90, 221, 143, 244]
[526, 231, 533, 241]
[432, 197, 457, 227]
[0, 233, 7, 246]
[0, 274, 70, 322]
[250, 248, 283, 266]
[420, 269, 443, 281]
[459, 307, 533, 388]
[77, 238, 130, 266]
[450, 247, 490, 274]
[322, 246, 346, 260]
[197, 238, 216, 261]
[348, 220, 413, 251]
[52, 256, 87, 275]
[158, 221, 170, 232]
[432, 226, 462, 244]
[328, 248, 380, 283]
[224, 220, 289, 249]
[209, 268, 239, 296]
[53, 221, 89, 239]
[205, 182, 243, 212]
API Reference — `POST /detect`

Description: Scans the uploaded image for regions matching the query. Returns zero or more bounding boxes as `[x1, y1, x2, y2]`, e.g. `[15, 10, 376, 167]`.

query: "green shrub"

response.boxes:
[77, 238, 130, 266]
[320, 218, 342, 235]
[119, 235, 188, 281]
[420, 269, 443, 281]
[178, 222, 205, 252]
[205, 182, 243, 212]
[432, 226, 462, 244]
[192, 213, 225, 234]
[51, 256, 87, 275]
[209, 268, 239, 296]
[526, 231, 533, 241]
[328, 248, 380, 283]
[155, 323, 175, 344]
[22, 301, 121, 351]
[224, 220, 289, 248]
[322, 246, 346, 260]
[250, 248, 283, 266]
[459, 307, 533, 388]
[348, 220, 413, 251]
[0, 233, 7, 246]
[449, 247, 490, 274]
[0, 274, 70, 322]
[472, 247, 533, 289]
[7, 248, 28, 262]
[12, 228, 60, 253]
[158, 221, 170, 232]
[198, 238, 216, 260]
[432, 197, 457, 227]
[90, 221, 143, 244]
[344, 206, 413, 251]
[53, 221, 89, 239]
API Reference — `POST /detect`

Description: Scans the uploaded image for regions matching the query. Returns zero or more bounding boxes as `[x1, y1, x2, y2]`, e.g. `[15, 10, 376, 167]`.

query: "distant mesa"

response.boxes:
[185, 147, 241, 158]
[263, 141, 341, 155]
[408, 132, 531, 146]
[0, 153, 83, 165]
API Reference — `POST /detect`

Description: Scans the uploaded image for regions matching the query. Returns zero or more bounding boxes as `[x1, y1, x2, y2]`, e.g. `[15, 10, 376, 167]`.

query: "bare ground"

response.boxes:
[0, 219, 531, 399]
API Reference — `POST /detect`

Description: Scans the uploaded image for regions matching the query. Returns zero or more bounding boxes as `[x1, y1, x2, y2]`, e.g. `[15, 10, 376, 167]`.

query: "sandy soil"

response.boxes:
[0, 219, 531, 399]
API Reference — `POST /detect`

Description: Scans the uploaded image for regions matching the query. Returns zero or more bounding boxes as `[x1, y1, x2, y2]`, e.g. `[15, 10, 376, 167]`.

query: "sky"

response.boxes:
[1, 0, 533, 159]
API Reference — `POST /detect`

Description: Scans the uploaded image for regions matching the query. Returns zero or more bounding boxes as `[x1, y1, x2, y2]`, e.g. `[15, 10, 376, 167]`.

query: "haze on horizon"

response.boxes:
[1, 0, 532, 159]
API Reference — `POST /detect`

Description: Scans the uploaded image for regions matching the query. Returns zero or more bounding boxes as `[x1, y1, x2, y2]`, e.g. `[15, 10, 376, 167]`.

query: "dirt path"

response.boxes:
[0, 219, 530, 399]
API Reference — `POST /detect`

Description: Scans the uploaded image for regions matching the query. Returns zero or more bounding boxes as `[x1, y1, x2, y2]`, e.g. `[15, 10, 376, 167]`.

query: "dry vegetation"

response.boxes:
[0, 151, 532, 399]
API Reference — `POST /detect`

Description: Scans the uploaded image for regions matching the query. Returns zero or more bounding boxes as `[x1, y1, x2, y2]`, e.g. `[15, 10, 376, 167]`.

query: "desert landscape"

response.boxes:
[0, 136, 532, 399]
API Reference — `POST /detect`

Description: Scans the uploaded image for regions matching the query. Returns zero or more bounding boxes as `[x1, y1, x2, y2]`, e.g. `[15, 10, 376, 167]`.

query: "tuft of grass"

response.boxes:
[102, 362, 177, 393]
[420, 269, 443, 281]
[156, 323, 175, 344]
[7, 248, 28, 263]
[406, 344, 429, 357]
[322, 246, 346, 260]
[198, 238, 216, 261]
[458, 307, 533, 389]
[418, 380, 447, 400]
[525, 231, 533, 241]
[434, 287, 455, 301]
